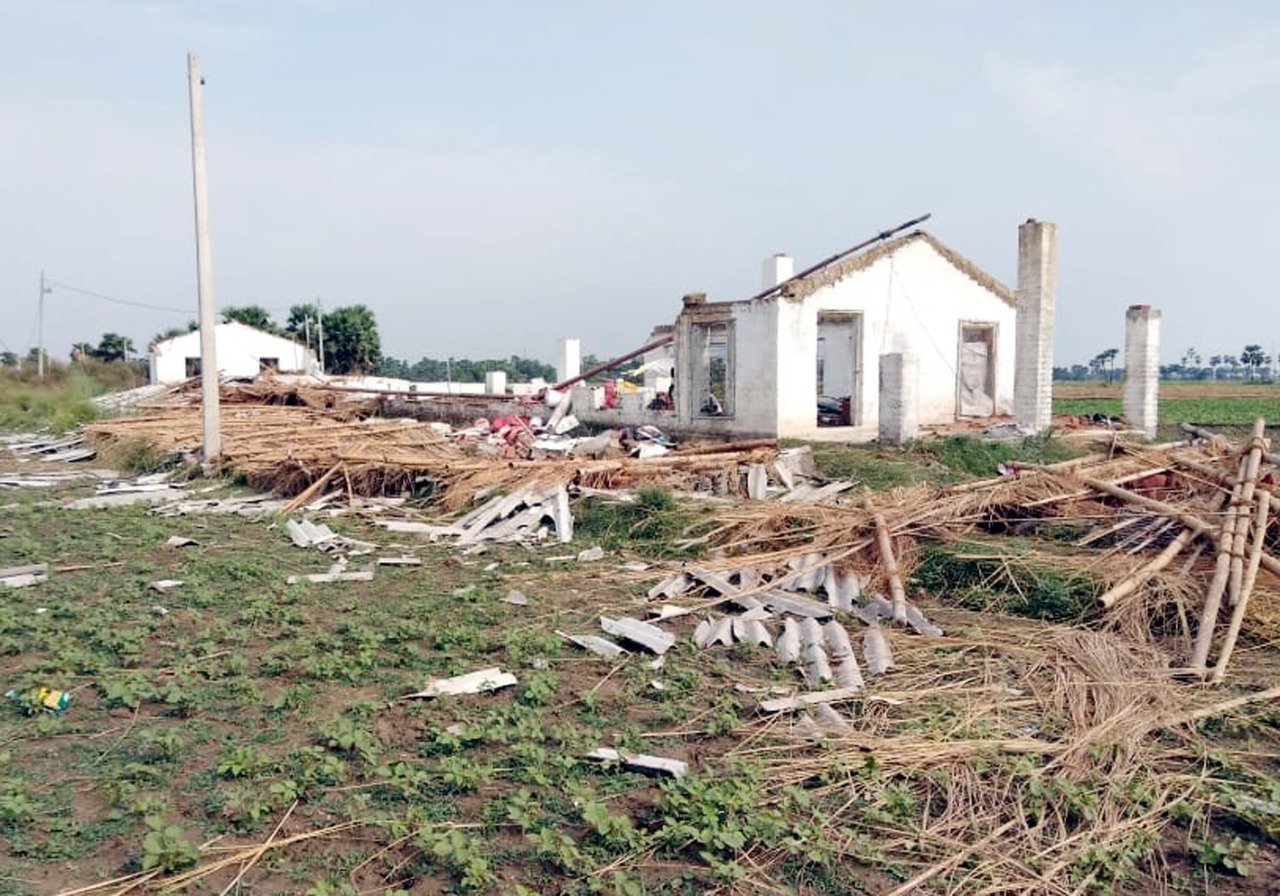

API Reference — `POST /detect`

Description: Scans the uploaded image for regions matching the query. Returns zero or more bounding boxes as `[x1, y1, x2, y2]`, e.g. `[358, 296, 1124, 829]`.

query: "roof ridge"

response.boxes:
[778, 230, 1015, 306]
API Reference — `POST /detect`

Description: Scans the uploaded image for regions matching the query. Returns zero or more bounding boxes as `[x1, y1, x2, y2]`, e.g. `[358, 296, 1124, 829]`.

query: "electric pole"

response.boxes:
[316, 296, 325, 374]
[37, 270, 50, 379]
[188, 52, 221, 462]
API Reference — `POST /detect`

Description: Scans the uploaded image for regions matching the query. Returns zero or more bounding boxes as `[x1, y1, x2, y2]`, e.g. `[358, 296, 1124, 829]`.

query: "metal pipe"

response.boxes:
[550, 334, 674, 392]
[745, 212, 932, 304]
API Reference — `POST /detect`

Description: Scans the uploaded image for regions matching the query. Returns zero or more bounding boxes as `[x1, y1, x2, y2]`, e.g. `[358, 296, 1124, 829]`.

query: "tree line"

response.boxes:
[1054, 344, 1277, 382]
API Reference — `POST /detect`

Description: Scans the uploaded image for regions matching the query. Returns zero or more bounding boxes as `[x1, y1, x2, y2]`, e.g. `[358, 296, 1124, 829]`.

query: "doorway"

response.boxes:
[957, 323, 996, 417]
[816, 312, 862, 427]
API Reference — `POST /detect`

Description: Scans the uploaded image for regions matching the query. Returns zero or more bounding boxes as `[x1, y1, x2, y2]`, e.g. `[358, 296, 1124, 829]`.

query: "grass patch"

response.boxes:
[805, 435, 1085, 488]
[911, 540, 1100, 622]
[0, 374, 100, 433]
[574, 487, 706, 558]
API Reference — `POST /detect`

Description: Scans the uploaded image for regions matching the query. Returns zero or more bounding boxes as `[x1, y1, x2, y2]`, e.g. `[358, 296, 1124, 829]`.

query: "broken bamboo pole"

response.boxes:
[1097, 489, 1232, 608]
[1181, 421, 1280, 466]
[1189, 435, 1260, 674]
[1228, 419, 1270, 607]
[873, 513, 907, 624]
[1211, 488, 1271, 683]
[1078, 477, 1213, 536]
[1098, 530, 1196, 609]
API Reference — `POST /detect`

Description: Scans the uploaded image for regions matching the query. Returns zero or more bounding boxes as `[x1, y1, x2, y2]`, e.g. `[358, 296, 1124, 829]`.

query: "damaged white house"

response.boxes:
[570, 218, 1056, 443]
[149, 322, 320, 385]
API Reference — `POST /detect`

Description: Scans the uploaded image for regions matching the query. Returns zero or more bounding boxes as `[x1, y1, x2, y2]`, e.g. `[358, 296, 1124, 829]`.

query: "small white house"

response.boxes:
[671, 229, 1019, 440]
[149, 322, 319, 384]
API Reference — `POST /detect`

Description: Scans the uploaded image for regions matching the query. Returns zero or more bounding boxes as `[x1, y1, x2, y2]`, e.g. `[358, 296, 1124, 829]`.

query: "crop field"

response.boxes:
[1053, 381, 1280, 429]
[4, 446, 1280, 895]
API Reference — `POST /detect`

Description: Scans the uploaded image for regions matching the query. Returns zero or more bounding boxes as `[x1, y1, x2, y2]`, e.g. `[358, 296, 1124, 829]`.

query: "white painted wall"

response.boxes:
[674, 300, 780, 438]
[774, 239, 1016, 440]
[673, 238, 1016, 440]
[149, 322, 319, 384]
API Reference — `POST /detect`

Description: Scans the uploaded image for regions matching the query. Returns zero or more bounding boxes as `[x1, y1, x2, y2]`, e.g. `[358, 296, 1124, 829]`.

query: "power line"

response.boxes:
[45, 279, 195, 315]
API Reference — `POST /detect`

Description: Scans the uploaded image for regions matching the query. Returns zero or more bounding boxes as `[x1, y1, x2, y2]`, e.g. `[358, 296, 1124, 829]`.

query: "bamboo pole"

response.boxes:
[1097, 490, 1230, 608]
[873, 513, 908, 624]
[1188, 449, 1252, 673]
[1097, 529, 1196, 608]
[1078, 477, 1213, 536]
[1211, 489, 1271, 683]
[1228, 420, 1269, 607]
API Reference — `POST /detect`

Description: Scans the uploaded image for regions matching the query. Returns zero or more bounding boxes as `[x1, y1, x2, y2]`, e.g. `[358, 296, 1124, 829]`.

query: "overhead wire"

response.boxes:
[45, 279, 195, 315]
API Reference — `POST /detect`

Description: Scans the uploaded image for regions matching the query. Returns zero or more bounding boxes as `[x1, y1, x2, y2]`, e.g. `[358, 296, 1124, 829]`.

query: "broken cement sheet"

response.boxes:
[377, 556, 422, 567]
[862, 624, 896, 675]
[0, 563, 48, 588]
[600, 616, 675, 655]
[285, 518, 377, 555]
[150, 579, 184, 594]
[286, 570, 375, 584]
[404, 667, 518, 698]
[693, 614, 770, 649]
[165, 535, 198, 548]
[585, 748, 687, 779]
[377, 484, 574, 547]
[560, 632, 628, 659]
[502, 589, 529, 606]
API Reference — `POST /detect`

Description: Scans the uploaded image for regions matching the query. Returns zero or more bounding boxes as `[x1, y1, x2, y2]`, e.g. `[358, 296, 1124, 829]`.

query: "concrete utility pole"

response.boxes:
[37, 270, 50, 379]
[188, 52, 221, 462]
[315, 297, 325, 373]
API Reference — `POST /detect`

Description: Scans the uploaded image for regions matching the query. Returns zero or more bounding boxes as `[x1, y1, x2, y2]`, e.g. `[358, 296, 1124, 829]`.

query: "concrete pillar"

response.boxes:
[1014, 219, 1057, 433]
[484, 370, 507, 394]
[878, 352, 918, 446]
[762, 253, 794, 289]
[556, 337, 581, 385]
[1123, 305, 1161, 438]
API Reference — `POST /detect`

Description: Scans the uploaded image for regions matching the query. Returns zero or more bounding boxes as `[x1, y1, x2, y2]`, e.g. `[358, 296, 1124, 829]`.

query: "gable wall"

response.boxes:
[772, 239, 1016, 440]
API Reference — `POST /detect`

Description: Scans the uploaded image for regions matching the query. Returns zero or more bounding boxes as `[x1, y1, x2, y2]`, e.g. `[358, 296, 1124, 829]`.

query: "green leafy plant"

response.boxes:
[139, 815, 199, 872]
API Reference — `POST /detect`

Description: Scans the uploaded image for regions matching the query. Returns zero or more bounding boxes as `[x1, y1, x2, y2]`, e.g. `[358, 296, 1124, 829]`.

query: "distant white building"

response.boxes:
[149, 322, 319, 384]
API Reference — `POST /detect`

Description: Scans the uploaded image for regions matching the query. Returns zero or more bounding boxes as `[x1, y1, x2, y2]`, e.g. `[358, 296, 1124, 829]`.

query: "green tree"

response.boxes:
[285, 304, 321, 338]
[1241, 344, 1270, 380]
[321, 305, 381, 374]
[70, 342, 94, 361]
[93, 333, 135, 362]
[1089, 348, 1119, 385]
[0, 351, 16, 367]
[221, 305, 276, 332]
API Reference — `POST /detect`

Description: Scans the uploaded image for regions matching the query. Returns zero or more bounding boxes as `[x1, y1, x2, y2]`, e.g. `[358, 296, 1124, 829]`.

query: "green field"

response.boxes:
[1054, 381, 1280, 428]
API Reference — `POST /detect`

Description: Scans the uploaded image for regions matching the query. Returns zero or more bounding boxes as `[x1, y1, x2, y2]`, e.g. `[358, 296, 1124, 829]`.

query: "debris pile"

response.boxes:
[85, 406, 794, 513]
[672, 421, 1280, 681]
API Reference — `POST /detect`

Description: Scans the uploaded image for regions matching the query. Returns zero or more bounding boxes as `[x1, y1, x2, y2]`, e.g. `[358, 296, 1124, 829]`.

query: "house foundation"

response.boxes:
[1123, 305, 1161, 438]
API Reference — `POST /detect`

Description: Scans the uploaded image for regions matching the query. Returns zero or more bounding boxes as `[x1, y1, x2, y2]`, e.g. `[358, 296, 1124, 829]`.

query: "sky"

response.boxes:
[1, 0, 1277, 367]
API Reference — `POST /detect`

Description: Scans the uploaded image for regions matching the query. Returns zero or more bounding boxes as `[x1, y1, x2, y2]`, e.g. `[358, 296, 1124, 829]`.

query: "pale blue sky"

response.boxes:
[1, 0, 1276, 366]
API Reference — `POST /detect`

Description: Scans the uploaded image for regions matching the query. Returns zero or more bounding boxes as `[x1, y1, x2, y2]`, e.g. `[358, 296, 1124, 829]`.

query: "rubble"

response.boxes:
[585, 748, 688, 779]
[404, 667, 518, 698]
[0, 563, 48, 588]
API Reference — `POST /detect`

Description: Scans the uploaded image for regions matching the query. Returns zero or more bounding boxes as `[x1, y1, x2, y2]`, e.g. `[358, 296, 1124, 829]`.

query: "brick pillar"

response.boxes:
[1123, 305, 1161, 438]
[1014, 219, 1057, 433]
[878, 352, 918, 446]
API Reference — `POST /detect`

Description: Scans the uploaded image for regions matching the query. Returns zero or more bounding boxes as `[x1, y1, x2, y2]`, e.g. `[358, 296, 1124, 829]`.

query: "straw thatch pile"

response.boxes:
[83, 406, 779, 511]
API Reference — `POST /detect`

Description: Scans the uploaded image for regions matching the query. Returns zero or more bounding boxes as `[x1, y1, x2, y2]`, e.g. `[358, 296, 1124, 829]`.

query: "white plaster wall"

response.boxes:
[773, 240, 1016, 440]
[150, 323, 318, 384]
[675, 300, 779, 438]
